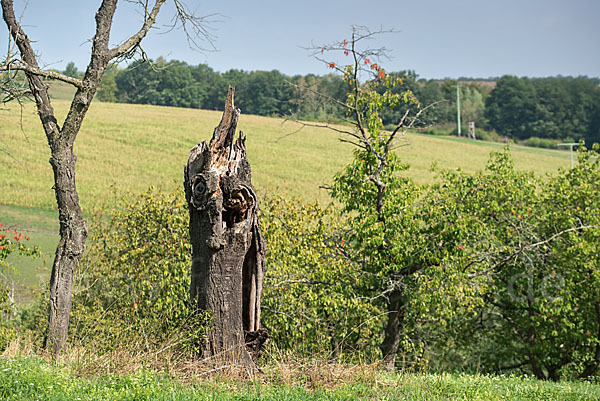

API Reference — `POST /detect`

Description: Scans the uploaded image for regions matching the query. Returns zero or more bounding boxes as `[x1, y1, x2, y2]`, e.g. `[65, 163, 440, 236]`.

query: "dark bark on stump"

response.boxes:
[185, 86, 267, 370]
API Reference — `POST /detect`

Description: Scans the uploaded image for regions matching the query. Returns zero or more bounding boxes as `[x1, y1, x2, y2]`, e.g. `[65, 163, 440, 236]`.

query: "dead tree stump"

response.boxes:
[184, 86, 267, 371]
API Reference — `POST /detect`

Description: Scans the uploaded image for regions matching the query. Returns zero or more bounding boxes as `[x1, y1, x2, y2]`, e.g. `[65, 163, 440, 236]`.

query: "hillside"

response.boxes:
[0, 100, 571, 298]
[0, 100, 570, 211]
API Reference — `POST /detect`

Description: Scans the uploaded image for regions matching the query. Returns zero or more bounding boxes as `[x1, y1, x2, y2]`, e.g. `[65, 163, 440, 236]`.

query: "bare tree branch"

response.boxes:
[0, 60, 82, 88]
[109, 0, 166, 60]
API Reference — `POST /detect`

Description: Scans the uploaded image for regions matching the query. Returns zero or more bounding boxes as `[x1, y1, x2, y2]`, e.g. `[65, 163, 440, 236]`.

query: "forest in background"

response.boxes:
[62, 59, 600, 147]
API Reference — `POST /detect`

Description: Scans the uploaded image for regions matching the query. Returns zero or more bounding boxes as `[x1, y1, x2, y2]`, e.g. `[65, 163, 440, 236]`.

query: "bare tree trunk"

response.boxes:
[2, 0, 170, 354]
[379, 286, 405, 371]
[45, 145, 88, 353]
[185, 86, 267, 371]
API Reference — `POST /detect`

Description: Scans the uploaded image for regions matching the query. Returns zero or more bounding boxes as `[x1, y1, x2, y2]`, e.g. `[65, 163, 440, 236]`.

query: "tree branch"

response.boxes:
[0, 61, 82, 88]
[108, 0, 167, 60]
[1, 0, 60, 138]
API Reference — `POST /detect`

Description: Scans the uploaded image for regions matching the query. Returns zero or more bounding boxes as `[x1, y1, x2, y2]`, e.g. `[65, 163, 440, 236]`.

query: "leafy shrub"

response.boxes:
[71, 188, 205, 354]
[72, 188, 379, 360]
[260, 193, 381, 360]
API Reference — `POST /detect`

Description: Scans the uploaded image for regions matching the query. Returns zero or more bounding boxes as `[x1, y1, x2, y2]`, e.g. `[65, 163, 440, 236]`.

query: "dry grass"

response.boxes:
[2, 333, 382, 389]
[0, 100, 570, 211]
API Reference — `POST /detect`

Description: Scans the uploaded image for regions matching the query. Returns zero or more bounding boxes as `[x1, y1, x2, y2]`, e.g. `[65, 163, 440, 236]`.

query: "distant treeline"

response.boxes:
[88, 59, 600, 145]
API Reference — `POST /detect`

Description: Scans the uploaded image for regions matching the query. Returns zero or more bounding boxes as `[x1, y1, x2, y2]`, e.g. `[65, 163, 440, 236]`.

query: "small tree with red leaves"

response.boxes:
[292, 26, 435, 370]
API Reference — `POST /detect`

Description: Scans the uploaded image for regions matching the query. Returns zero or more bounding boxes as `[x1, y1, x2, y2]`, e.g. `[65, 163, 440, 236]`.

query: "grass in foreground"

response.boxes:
[0, 356, 598, 401]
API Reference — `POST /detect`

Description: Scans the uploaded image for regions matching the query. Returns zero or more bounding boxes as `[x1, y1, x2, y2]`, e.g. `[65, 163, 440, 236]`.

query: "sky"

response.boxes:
[1, 0, 598, 80]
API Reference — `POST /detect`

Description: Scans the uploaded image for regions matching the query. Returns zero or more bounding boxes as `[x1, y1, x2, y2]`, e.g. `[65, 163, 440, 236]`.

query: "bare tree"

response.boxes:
[0, 0, 211, 354]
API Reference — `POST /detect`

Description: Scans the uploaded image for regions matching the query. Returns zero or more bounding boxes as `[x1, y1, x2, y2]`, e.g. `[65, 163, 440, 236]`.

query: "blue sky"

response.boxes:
[1, 0, 598, 79]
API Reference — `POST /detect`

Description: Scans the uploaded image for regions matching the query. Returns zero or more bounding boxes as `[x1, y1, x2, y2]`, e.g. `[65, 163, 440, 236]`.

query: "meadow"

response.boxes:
[1, 356, 598, 401]
[0, 99, 571, 299]
[2, 98, 592, 400]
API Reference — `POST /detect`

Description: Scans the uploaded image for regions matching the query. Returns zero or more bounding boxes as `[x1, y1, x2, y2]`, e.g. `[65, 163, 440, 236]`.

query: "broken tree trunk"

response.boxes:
[184, 86, 267, 371]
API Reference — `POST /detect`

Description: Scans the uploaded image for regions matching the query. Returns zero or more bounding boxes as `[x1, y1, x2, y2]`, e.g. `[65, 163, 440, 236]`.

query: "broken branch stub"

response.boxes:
[184, 86, 267, 368]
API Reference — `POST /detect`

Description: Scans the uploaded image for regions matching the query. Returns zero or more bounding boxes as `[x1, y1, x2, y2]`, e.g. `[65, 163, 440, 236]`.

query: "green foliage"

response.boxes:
[0, 223, 39, 350]
[425, 148, 600, 380]
[95, 64, 118, 102]
[62, 62, 80, 79]
[115, 59, 203, 108]
[523, 136, 562, 149]
[485, 76, 600, 144]
[72, 188, 206, 353]
[71, 188, 380, 358]
[260, 194, 381, 359]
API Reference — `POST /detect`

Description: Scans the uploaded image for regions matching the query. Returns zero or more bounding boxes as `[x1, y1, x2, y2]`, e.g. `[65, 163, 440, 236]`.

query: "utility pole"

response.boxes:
[557, 142, 578, 168]
[456, 84, 461, 137]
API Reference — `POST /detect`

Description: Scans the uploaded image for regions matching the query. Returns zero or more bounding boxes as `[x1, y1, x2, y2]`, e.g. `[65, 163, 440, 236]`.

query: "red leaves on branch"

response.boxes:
[321, 48, 324, 54]
[364, 58, 370, 64]
[344, 50, 349, 56]
[328, 62, 336, 69]
[379, 69, 385, 79]
[343, 39, 348, 47]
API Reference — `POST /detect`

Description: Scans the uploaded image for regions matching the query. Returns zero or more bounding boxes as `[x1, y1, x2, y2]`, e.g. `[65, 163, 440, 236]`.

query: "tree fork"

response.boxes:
[185, 86, 267, 370]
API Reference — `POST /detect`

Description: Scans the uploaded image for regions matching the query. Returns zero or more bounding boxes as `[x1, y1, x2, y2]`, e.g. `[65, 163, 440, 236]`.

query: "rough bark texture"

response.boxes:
[379, 286, 405, 371]
[2, 0, 167, 354]
[185, 87, 267, 370]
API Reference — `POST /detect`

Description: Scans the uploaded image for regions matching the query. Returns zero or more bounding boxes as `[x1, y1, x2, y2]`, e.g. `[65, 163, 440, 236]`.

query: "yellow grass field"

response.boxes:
[0, 100, 570, 212]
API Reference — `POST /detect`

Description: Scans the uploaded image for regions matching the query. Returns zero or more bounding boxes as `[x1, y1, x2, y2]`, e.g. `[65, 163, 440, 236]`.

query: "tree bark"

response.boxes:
[2, 0, 168, 354]
[185, 86, 267, 370]
[45, 145, 88, 353]
[379, 285, 405, 371]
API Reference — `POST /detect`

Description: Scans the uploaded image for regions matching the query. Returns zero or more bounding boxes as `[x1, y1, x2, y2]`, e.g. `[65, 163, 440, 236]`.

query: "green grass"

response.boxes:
[48, 81, 77, 101]
[0, 356, 598, 401]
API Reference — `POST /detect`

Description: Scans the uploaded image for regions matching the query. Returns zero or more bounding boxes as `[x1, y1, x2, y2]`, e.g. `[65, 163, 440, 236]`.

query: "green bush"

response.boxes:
[71, 188, 379, 360]
[261, 193, 381, 360]
[71, 188, 205, 353]
[522, 136, 561, 149]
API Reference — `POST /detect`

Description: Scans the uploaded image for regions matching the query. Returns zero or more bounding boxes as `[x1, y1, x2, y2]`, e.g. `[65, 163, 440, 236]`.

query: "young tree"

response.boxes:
[428, 149, 600, 380]
[0, 0, 211, 354]
[296, 27, 439, 370]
